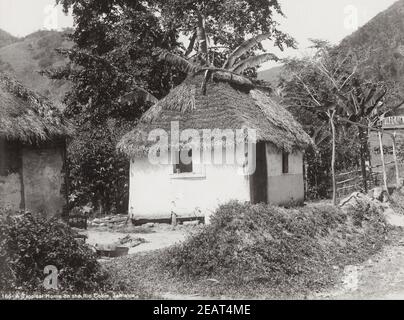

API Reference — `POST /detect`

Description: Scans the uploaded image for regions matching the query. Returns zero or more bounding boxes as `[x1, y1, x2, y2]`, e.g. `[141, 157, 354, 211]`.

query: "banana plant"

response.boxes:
[155, 33, 279, 93]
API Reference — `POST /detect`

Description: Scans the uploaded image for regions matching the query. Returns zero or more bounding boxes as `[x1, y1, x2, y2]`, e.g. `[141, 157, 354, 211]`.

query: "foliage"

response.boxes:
[50, 0, 296, 213]
[160, 200, 388, 294]
[280, 40, 401, 200]
[67, 121, 132, 213]
[48, 2, 183, 213]
[338, 0, 404, 100]
[0, 29, 18, 49]
[389, 187, 404, 215]
[0, 30, 72, 102]
[0, 211, 110, 294]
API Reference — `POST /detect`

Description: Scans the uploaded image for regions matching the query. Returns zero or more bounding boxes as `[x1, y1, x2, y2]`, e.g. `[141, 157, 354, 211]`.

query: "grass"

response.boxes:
[103, 199, 390, 299]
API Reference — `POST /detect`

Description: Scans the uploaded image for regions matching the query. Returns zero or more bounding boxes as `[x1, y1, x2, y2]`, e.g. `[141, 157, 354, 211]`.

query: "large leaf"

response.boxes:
[223, 33, 272, 69]
[158, 50, 200, 74]
[231, 53, 279, 74]
[120, 87, 158, 105]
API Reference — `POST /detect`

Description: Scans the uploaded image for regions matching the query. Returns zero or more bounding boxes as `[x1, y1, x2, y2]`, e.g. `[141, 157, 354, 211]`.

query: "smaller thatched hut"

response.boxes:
[118, 72, 312, 223]
[0, 73, 72, 217]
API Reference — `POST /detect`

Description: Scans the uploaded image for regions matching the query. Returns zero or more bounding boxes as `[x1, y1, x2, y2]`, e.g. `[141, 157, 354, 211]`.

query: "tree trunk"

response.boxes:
[392, 131, 401, 188]
[378, 130, 388, 191]
[196, 13, 208, 65]
[358, 126, 368, 193]
[303, 155, 308, 201]
[330, 111, 337, 205]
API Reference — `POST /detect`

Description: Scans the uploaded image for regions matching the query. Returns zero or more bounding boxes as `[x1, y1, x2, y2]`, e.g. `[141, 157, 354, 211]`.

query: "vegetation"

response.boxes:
[0, 29, 72, 102]
[106, 199, 389, 298]
[0, 29, 18, 49]
[280, 40, 402, 202]
[0, 211, 110, 295]
[338, 0, 404, 95]
[47, 0, 296, 214]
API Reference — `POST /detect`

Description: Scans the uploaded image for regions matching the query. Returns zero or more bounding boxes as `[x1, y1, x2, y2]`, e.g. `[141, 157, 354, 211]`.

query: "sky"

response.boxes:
[0, 0, 73, 37]
[0, 0, 399, 68]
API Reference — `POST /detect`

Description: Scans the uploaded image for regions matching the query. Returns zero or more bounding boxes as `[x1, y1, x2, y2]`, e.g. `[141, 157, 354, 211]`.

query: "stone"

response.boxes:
[144, 222, 155, 228]
[339, 192, 385, 215]
[372, 187, 384, 201]
[183, 220, 200, 226]
[383, 208, 404, 227]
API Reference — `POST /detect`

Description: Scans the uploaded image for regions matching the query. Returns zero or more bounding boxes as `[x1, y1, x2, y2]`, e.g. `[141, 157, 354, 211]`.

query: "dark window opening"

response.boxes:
[173, 149, 193, 174]
[282, 151, 289, 174]
[0, 139, 20, 176]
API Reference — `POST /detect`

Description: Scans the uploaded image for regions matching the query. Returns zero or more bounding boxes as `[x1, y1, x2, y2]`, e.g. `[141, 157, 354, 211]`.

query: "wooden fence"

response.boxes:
[336, 162, 395, 199]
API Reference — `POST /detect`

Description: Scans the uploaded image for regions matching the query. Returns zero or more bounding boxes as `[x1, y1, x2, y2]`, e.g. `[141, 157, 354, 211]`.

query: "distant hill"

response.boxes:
[0, 29, 18, 49]
[338, 0, 404, 101]
[0, 29, 72, 103]
[257, 65, 284, 87]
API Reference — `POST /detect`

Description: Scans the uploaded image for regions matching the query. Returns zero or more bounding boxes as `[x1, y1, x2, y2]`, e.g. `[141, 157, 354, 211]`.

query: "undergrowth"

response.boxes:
[106, 198, 389, 298]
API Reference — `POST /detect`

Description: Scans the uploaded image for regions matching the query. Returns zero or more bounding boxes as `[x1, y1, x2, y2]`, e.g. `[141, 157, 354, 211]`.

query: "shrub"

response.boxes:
[0, 211, 110, 294]
[162, 199, 388, 293]
[390, 189, 404, 215]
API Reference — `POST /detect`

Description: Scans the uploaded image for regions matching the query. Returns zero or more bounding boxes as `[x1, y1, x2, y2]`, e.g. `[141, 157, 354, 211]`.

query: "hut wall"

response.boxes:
[22, 144, 65, 217]
[265, 143, 304, 205]
[0, 173, 22, 211]
[0, 139, 22, 211]
[128, 156, 250, 222]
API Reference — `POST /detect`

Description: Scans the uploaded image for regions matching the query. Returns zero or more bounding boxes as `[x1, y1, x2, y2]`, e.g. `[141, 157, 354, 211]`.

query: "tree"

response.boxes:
[48, 2, 181, 213]
[52, 0, 295, 212]
[154, 0, 296, 74]
[282, 40, 402, 204]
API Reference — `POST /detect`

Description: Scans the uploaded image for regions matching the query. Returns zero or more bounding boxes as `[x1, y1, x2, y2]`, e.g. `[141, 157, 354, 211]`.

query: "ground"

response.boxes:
[83, 223, 189, 254]
[315, 228, 404, 300]
[85, 211, 404, 299]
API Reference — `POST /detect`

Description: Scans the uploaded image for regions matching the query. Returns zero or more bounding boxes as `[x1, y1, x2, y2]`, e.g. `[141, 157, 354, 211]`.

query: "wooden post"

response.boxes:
[330, 110, 337, 205]
[303, 155, 308, 201]
[392, 131, 401, 188]
[171, 211, 177, 226]
[378, 130, 388, 191]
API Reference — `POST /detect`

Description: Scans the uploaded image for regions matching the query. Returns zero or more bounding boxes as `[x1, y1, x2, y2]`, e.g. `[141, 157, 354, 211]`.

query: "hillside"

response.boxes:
[0, 29, 72, 103]
[257, 65, 284, 87]
[0, 29, 18, 49]
[338, 0, 404, 103]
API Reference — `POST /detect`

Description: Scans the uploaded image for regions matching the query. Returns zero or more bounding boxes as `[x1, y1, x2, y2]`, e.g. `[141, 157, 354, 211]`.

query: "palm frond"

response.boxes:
[231, 53, 279, 74]
[158, 50, 200, 74]
[223, 33, 272, 69]
[211, 70, 253, 86]
[120, 87, 158, 105]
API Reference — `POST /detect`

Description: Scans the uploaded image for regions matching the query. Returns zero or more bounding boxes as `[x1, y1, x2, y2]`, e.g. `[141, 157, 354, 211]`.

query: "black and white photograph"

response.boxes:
[1, 0, 404, 306]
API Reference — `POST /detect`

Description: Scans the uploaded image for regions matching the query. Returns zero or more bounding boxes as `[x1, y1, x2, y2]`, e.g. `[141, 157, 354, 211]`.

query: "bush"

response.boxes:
[0, 211, 110, 294]
[390, 189, 404, 215]
[67, 122, 131, 215]
[161, 200, 388, 293]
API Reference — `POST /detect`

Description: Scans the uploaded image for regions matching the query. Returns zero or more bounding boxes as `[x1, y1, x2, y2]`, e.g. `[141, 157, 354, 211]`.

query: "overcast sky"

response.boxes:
[0, 0, 399, 69]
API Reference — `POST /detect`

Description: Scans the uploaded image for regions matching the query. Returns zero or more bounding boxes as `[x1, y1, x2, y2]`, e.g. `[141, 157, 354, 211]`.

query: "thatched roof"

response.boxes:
[0, 72, 73, 143]
[118, 72, 312, 157]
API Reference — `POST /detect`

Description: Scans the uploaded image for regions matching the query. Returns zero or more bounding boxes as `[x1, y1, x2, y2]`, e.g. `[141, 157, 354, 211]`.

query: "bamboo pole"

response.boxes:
[330, 111, 337, 205]
[378, 130, 388, 191]
[392, 131, 401, 188]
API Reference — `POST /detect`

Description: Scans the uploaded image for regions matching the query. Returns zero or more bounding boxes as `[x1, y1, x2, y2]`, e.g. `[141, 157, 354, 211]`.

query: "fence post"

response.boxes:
[392, 131, 401, 188]
[378, 130, 388, 191]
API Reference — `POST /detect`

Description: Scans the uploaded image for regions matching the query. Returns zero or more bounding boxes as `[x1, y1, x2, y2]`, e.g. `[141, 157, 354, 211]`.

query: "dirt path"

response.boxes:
[316, 228, 404, 300]
[84, 228, 186, 254]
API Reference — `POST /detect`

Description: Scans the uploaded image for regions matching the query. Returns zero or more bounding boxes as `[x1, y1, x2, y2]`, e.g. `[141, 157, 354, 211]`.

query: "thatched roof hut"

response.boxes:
[119, 71, 312, 222]
[0, 72, 72, 217]
[118, 72, 312, 157]
[0, 72, 73, 143]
